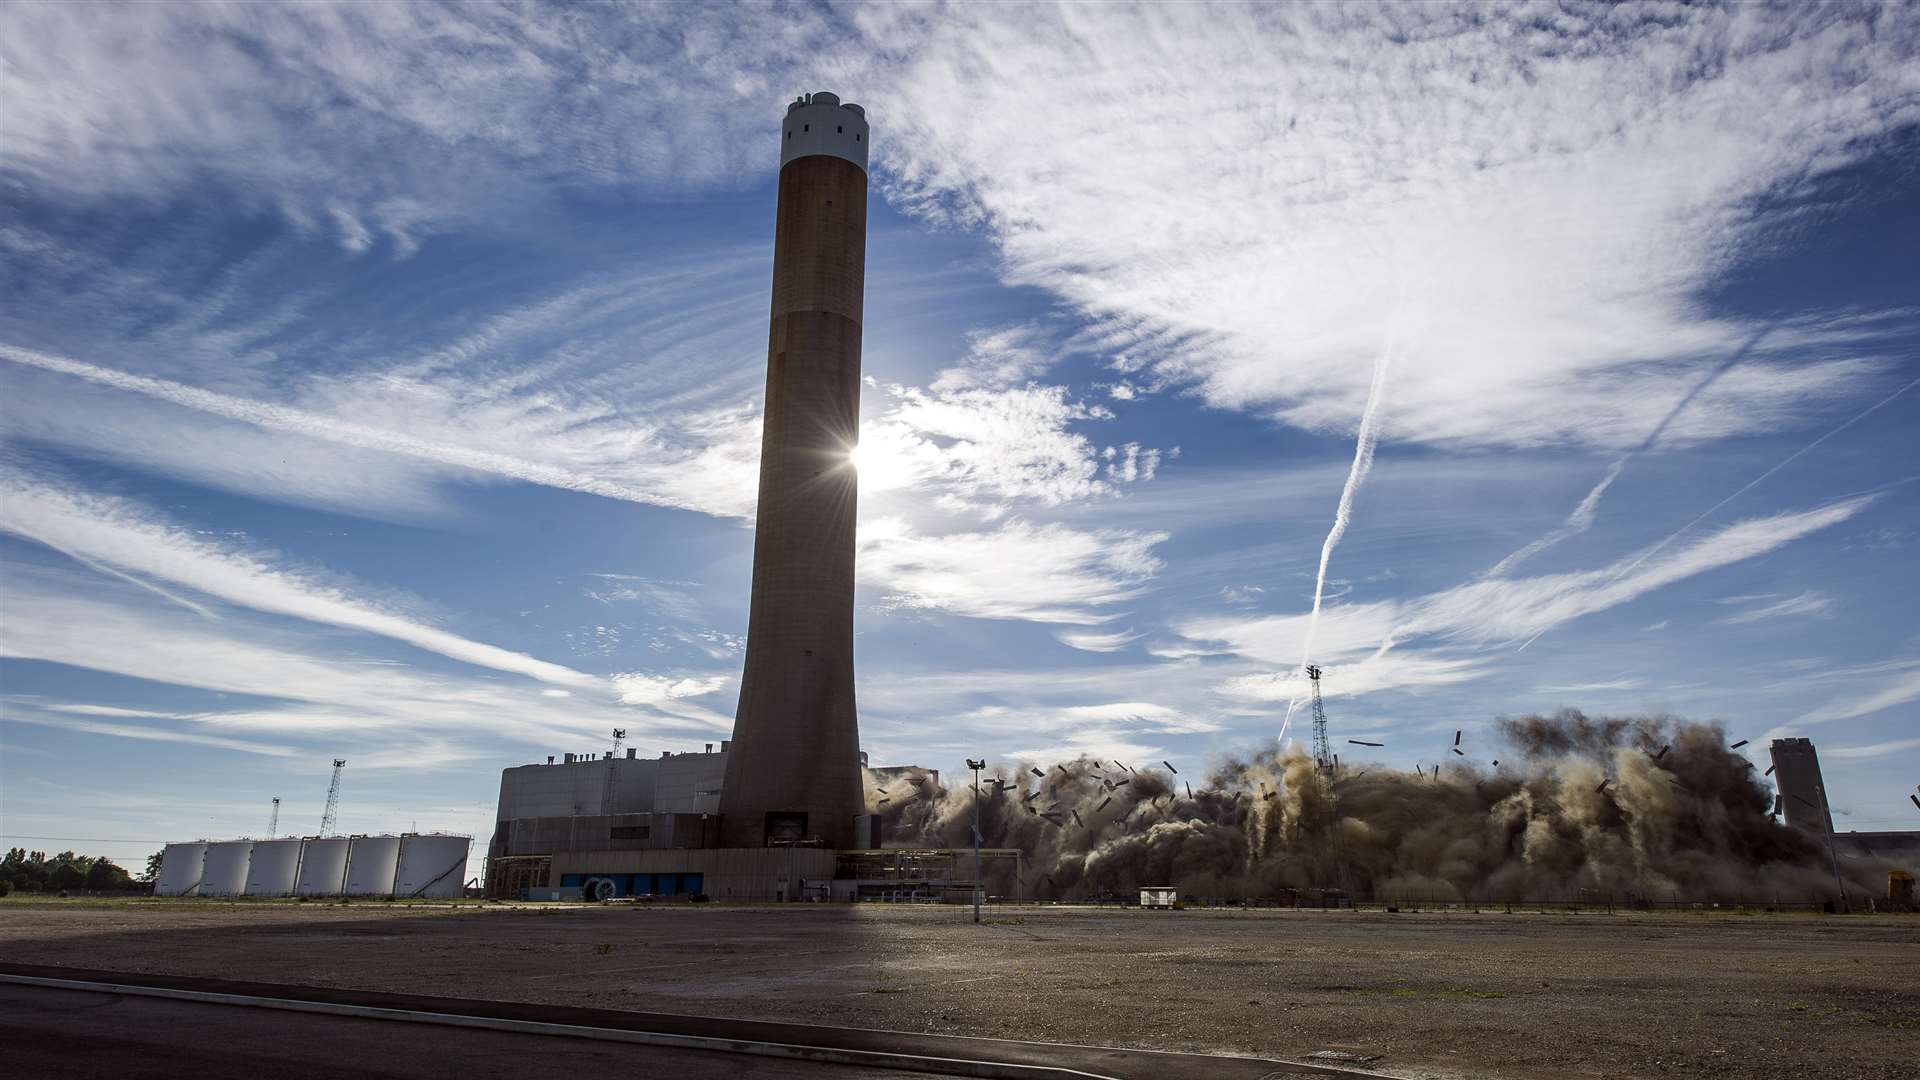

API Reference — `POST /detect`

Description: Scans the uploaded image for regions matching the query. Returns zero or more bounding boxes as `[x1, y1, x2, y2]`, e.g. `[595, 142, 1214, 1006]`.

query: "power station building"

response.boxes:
[484, 744, 906, 900]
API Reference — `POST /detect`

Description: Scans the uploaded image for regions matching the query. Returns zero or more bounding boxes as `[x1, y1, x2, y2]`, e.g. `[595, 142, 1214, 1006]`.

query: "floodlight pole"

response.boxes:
[967, 758, 985, 924]
[1818, 782, 1849, 913]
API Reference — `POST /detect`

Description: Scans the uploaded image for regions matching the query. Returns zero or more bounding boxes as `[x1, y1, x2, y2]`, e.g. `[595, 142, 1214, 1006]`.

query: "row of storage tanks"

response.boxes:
[154, 834, 471, 899]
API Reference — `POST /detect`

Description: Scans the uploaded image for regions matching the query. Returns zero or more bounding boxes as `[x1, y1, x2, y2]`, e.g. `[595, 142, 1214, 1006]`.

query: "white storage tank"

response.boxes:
[343, 835, 401, 896]
[394, 834, 472, 899]
[154, 842, 206, 897]
[296, 837, 350, 896]
[244, 838, 303, 896]
[199, 840, 253, 896]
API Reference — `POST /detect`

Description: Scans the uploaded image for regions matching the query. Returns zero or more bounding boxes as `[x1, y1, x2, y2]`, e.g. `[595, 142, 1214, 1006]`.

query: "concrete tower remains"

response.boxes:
[1769, 737, 1834, 834]
[718, 92, 870, 849]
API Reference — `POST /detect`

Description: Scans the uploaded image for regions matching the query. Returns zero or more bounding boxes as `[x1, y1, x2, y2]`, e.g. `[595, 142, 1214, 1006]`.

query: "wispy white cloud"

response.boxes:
[867, 4, 1917, 448]
[1821, 736, 1920, 760]
[0, 345, 765, 519]
[1174, 496, 1875, 696]
[2, 709, 299, 758]
[0, 1, 839, 249]
[1053, 627, 1143, 654]
[859, 518, 1166, 625]
[0, 566, 718, 754]
[1716, 590, 1837, 625]
[0, 468, 599, 688]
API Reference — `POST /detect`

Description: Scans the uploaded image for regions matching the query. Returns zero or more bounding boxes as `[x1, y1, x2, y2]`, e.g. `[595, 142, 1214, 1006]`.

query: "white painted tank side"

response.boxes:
[199, 841, 253, 896]
[296, 837, 350, 896]
[394, 834, 472, 898]
[343, 835, 401, 896]
[244, 839, 303, 896]
[780, 91, 869, 172]
[154, 842, 206, 897]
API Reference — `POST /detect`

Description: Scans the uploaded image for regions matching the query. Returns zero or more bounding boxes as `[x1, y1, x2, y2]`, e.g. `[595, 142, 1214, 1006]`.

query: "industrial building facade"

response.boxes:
[484, 743, 911, 900]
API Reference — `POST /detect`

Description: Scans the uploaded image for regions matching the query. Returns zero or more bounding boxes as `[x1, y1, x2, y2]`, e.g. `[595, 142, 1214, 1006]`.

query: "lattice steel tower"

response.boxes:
[1307, 665, 1334, 793]
[319, 759, 346, 837]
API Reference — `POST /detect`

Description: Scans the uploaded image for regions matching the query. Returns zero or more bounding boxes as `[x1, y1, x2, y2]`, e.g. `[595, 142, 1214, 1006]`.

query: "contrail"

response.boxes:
[1278, 306, 1401, 743]
[1486, 325, 1775, 579]
[1517, 373, 1920, 650]
[0, 344, 676, 509]
[0, 520, 221, 620]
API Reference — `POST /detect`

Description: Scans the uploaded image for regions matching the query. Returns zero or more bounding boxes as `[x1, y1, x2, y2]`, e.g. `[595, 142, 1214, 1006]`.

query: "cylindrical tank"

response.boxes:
[244, 839, 302, 896]
[154, 842, 206, 897]
[296, 837, 350, 897]
[343, 835, 401, 896]
[199, 841, 253, 896]
[394, 834, 472, 898]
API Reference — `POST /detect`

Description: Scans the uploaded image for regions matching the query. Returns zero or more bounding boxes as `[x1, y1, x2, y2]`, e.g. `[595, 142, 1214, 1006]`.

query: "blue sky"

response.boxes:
[3, 3, 1917, 876]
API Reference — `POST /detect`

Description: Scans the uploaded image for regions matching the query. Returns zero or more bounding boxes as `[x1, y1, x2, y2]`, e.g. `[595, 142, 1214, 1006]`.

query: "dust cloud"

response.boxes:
[867, 710, 1882, 904]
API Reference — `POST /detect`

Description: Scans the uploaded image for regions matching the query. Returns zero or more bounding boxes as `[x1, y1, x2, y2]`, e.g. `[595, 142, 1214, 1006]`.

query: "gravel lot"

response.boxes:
[3, 900, 1913, 1079]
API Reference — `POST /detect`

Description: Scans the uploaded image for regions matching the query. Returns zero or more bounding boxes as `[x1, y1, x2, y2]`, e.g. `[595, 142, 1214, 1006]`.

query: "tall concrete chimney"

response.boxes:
[1769, 737, 1835, 834]
[718, 92, 869, 849]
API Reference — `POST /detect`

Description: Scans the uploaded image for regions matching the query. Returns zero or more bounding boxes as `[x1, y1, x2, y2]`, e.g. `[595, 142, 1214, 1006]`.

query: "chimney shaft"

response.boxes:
[719, 92, 870, 850]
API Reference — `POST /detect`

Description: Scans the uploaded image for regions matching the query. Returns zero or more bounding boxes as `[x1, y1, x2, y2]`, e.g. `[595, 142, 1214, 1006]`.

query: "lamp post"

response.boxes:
[967, 758, 985, 924]
[1818, 782, 1849, 912]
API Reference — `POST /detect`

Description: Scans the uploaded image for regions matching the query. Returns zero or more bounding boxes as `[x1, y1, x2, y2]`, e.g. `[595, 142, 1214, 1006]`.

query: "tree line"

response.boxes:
[0, 848, 149, 896]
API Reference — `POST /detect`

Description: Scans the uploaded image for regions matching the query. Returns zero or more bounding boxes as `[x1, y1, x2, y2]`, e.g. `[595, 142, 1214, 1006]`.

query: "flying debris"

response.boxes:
[1451, 748, 1465, 756]
[1262, 790, 1278, 801]
[1491, 760, 1499, 767]
[1054, 764, 1068, 776]
[1765, 765, 1777, 776]
[1092, 760, 1104, 769]
[1454, 730, 1462, 747]
[1031, 768, 1045, 778]
[1653, 745, 1671, 761]
[1163, 761, 1178, 774]
[1096, 796, 1113, 811]
[877, 797, 891, 805]
[1023, 790, 1040, 803]
[875, 785, 888, 793]
[1415, 765, 1425, 779]
[1113, 779, 1131, 788]
[1910, 794, 1920, 812]
[1024, 804, 1036, 816]
[1595, 778, 1611, 794]
[1729, 740, 1749, 750]
[1348, 739, 1384, 747]
[1185, 782, 1193, 799]
[1071, 810, 1085, 827]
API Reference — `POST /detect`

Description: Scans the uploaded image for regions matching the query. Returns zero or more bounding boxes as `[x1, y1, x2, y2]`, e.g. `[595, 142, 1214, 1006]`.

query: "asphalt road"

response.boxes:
[0, 982, 950, 1080]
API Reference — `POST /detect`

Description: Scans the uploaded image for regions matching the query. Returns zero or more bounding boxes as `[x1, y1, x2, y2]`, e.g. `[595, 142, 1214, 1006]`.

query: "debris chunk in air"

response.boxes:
[1163, 761, 1178, 774]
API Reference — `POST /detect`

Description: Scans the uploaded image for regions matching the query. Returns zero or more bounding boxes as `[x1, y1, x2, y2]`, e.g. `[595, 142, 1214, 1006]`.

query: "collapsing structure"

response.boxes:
[152, 833, 470, 898]
[872, 714, 1919, 905]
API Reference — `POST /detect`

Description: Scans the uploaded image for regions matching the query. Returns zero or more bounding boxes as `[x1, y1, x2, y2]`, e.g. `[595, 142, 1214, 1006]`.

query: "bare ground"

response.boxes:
[1, 900, 1914, 1080]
